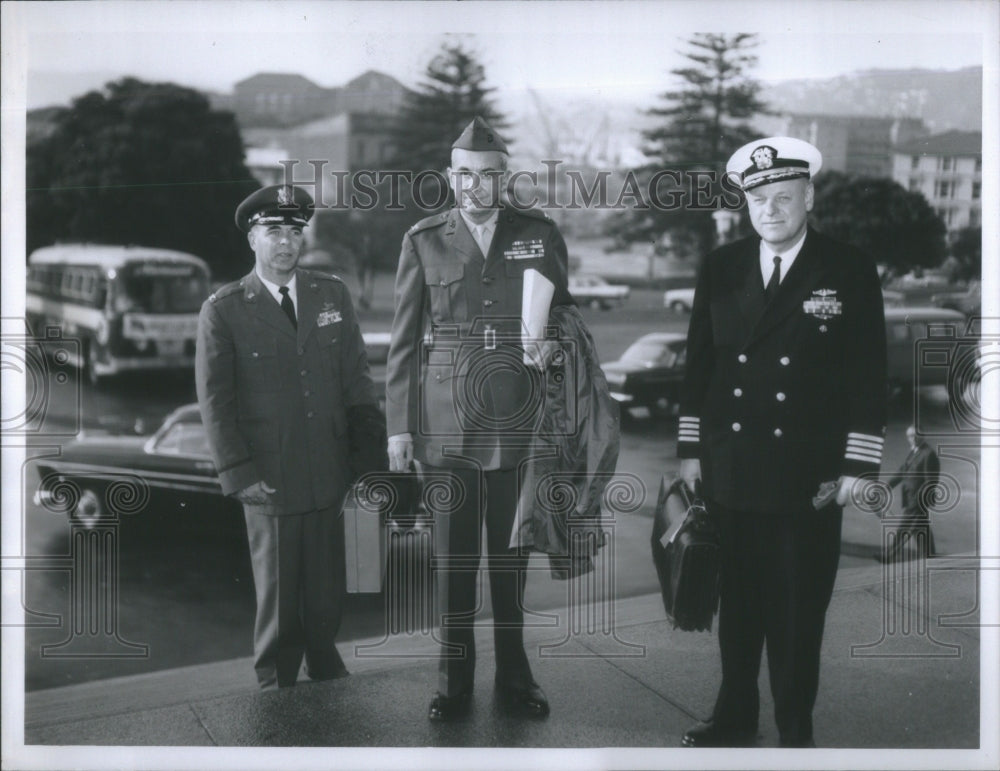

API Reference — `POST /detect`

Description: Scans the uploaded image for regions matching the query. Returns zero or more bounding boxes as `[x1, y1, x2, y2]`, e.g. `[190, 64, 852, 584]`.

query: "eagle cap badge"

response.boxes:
[277, 185, 294, 206]
[751, 145, 777, 170]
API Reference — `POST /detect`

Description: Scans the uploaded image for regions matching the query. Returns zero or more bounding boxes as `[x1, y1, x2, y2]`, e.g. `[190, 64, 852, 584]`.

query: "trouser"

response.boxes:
[432, 466, 533, 697]
[885, 506, 936, 559]
[243, 503, 347, 689]
[710, 500, 842, 745]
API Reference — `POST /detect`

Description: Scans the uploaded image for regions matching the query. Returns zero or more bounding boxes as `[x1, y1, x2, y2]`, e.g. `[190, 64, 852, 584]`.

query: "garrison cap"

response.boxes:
[726, 136, 822, 192]
[452, 116, 508, 154]
[235, 184, 315, 233]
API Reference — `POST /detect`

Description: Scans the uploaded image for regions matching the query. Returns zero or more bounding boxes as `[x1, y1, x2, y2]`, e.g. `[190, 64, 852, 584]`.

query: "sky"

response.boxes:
[5, 0, 994, 110]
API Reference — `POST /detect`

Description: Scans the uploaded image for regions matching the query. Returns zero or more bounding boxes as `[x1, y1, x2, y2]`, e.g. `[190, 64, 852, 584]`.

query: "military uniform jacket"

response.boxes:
[386, 206, 573, 469]
[678, 227, 888, 514]
[196, 269, 378, 514]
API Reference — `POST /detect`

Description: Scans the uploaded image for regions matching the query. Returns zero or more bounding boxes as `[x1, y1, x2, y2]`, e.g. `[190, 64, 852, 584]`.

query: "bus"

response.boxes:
[26, 243, 212, 384]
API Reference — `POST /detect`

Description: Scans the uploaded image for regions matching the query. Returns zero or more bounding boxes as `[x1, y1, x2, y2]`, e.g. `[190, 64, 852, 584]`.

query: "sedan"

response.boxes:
[663, 287, 695, 314]
[600, 332, 687, 417]
[569, 274, 630, 310]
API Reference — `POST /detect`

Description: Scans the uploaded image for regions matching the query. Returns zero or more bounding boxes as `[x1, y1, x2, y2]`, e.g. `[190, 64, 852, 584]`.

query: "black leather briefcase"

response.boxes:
[650, 476, 721, 632]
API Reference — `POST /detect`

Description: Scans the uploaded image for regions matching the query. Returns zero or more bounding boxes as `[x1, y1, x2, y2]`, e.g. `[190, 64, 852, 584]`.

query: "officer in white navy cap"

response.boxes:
[676, 137, 887, 748]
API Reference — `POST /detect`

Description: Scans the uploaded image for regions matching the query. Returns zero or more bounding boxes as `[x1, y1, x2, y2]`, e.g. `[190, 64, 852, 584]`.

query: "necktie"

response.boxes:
[473, 224, 490, 257]
[764, 255, 782, 303]
[278, 286, 297, 329]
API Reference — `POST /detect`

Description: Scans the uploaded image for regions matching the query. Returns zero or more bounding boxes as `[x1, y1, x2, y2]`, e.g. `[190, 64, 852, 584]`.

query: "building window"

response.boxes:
[940, 156, 954, 172]
[911, 155, 920, 170]
[909, 177, 921, 192]
[971, 181, 980, 200]
[975, 157, 982, 173]
[935, 180, 954, 199]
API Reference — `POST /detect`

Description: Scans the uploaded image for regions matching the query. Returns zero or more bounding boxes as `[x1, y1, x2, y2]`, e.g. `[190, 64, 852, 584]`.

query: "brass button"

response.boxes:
[780, 356, 790, 366]
[733, 388, 743, 397]
[252, 351, 259, 358]
[774, 428, 783, 438]
[819, 324, 828, 333]
[483, 299, 494, 307]
[482, 277, 494, 284]
[738, 354, 747, 363]
[300, 369, 307, 376]
[732, 422, 741, 432]
[307, 411, 315, 418]
[304, 390, 311, 397]
[776, 392, 786, 402]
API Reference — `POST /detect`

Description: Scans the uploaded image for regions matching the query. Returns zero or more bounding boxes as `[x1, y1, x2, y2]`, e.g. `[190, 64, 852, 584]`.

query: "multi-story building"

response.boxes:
[891, 130, 982, 230]
[777, 113, 928, 178]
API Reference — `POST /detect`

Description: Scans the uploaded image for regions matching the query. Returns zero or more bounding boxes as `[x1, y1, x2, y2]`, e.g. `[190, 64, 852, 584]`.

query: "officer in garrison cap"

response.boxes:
[385, 116, 575, 721]
[196, 184, 382, 689]
[675, 137, 887, 747]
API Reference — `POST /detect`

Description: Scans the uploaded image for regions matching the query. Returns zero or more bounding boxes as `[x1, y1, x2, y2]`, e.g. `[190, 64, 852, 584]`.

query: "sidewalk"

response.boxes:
[23, 558, 982, 752]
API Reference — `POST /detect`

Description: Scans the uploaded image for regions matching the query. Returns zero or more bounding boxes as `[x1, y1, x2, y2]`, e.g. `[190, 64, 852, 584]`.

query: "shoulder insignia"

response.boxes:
[407, 212, 449, 235]
[208, 280, 243, 303]
[302, 268, 344, 284]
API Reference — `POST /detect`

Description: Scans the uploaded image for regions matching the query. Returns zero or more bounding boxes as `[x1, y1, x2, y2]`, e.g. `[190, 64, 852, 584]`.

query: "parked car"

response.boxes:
[33, 332, 399, 530]
[569, 274, 630, 310]
[930, 280, 981, 317]
[600, 332, 687, 417]
[884, 306, 968, 398]
[663, 287, 696, 314]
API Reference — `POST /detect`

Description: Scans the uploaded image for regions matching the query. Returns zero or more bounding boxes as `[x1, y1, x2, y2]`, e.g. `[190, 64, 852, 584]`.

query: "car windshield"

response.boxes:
[154, 421, 212, 457]
[116, 263, 210, 314]
[621, 340, 681, 367]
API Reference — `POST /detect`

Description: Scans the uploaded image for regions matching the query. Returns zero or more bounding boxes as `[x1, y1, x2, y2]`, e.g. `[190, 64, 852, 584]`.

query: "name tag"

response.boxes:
[317, 310, 342, 326]
[803, 289, 841, 319]
[504, 239, 545, 260]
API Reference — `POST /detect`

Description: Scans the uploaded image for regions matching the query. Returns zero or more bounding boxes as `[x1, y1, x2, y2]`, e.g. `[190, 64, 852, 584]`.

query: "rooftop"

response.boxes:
[894, 130, 982, 157]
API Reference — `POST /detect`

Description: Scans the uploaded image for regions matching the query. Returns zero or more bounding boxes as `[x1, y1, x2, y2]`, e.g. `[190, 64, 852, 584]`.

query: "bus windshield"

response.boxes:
[116, 263, 209, 314]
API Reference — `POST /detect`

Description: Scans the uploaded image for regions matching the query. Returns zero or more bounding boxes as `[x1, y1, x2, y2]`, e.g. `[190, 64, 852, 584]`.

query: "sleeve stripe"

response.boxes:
[848, 432, 884, 445]
[847, 439, 884, 451]
[845, 447, 882, 458]
[679, 417, 700, 425]
[844, 452, 882, 464]
[678, 435, 700, 443]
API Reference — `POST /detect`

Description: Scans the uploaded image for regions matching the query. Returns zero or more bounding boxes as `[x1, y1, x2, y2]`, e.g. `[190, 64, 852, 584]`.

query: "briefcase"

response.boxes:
[650, 475, 720, 632]
[343, 486, 386, 594]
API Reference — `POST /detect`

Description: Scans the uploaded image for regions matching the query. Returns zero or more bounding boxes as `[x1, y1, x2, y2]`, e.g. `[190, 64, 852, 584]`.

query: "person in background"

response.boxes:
[877, 425, 940, 561]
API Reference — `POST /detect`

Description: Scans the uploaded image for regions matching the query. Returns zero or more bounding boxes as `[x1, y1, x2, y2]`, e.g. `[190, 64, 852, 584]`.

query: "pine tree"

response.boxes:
[388, 41, 509, 174]
[609, 33, 768, 259]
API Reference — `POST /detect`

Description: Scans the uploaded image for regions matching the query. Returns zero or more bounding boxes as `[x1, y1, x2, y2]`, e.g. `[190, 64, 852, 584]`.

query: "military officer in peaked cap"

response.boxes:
[676, 137, 887, 747]
[385, 116, 575, 721]
[196, 184, 381, 689]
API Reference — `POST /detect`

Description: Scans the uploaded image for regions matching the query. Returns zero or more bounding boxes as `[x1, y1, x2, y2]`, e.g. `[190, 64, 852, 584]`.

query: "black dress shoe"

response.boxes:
[682, 721, 756, 748]
[428, 690, 473, 722]
[496, 681, 550, 717]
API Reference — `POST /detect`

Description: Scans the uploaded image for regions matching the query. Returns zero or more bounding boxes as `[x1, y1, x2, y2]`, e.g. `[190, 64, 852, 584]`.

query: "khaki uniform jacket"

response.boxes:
[196, 269, 378, 515]
[386, 206, 573, 469]
[678, 228, 888, 513]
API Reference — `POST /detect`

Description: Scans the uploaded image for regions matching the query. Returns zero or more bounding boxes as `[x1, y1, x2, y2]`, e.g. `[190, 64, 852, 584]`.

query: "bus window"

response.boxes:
[117, 267, 209, 314]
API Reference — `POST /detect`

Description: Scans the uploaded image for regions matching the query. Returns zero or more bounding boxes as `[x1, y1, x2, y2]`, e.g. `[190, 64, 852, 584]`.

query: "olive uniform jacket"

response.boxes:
[386, 206, 574, 469]
[678, 227, 888, 514]
[196, 269, 379, 515]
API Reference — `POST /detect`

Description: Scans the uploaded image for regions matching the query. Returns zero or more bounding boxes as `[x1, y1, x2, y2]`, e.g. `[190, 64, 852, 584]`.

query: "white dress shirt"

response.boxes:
[256, 270, 298, 317]
[759, 229, 807, 286]
[460, 209, 499, 257]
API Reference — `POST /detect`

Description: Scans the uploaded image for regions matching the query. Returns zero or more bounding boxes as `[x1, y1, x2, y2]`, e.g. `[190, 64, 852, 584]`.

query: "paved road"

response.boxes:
[16, 283, 981, 691]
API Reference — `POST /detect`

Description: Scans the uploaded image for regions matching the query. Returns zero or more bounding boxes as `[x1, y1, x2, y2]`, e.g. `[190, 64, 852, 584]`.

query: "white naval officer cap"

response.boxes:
[726, 136, 823, 191]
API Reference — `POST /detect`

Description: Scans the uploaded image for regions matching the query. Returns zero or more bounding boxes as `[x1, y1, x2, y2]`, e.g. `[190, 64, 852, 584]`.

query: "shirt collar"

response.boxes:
[256, 269, 297, 305]
[759, 229, 808, 279]
[459, 208, 499, 235]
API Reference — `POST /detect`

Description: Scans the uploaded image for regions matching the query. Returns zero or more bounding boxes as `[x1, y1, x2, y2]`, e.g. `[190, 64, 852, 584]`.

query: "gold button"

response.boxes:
[732, 422, 741, 432]
[252, 351, 259, 358]
[776, 392, 786, 401]
[819, 324, 828, 333]
[774, 428, 783, 438]
[733, 388, 743, 397]
[780, 356, 790, 366]
[738, 354, 747, 363]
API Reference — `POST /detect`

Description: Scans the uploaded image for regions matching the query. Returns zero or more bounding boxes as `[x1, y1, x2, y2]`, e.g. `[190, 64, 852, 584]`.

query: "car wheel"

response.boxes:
[588, 298, 603, 311]
[670, 300, 689, 314]
[70, 488, 104, 529]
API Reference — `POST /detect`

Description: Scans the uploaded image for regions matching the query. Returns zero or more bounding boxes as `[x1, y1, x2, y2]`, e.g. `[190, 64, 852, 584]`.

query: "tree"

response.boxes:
[809, 172, 947, 276]
[608, 33, 768, 259]
[388, 40, 509, 176]
[27, 78, 258, 280]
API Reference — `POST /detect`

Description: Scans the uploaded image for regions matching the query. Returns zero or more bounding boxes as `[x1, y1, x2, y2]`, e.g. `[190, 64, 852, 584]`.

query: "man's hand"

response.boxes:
[679, 458, 702, 494]
[836, 475, 860, 507]
[388, 433, 414, 472]
[523, 340, 557, 371]
[234, 480, 276, 505]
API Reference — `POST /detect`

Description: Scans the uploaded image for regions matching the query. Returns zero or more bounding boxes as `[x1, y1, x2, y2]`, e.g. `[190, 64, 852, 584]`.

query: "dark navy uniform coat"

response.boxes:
[386, 206, 573, 469]
[678, 227, 888, 513]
